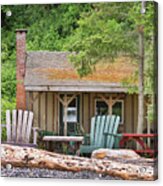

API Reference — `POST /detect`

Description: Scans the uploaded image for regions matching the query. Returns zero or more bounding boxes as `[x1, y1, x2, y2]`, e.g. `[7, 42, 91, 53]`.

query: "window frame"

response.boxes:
[63, 96, 78, 123]
[95, 98, 124, 125]
[58, 93, 79, 123]
[95, 99, 109, 116]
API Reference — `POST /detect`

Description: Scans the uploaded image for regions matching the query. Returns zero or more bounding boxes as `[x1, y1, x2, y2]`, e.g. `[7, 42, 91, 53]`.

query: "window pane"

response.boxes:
[112, 102, 122, 122]
[96, 101, 108, 115]
[69, 98, 76, 107]
[63, 98, 77, 122]
[67, 107, 77, 122]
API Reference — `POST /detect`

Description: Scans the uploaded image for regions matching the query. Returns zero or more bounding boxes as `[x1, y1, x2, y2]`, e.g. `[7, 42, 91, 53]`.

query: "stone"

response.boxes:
[6, 163, 12, 170]
[91, 149, 140, 160]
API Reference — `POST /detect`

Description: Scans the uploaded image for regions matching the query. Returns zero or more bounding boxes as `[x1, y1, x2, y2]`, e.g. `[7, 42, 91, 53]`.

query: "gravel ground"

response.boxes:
[1, 166, 121, 180]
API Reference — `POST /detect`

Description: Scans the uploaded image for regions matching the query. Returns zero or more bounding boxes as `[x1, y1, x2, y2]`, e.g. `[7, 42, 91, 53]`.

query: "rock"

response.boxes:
[91, 149, 140, 160]
[6, 163, 12, 170]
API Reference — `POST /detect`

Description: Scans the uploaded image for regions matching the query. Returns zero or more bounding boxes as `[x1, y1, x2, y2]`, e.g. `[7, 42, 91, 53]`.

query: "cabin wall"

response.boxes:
[26, 91, 58, 134]
[84, 93, 139, 133]
[26, 91, 145, 134]
[124, 94, 138, 133]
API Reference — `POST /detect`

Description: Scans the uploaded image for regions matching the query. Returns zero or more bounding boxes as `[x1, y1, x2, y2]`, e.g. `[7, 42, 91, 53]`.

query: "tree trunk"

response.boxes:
[137, 27, 144, 135]
[1, 144, 157, 180]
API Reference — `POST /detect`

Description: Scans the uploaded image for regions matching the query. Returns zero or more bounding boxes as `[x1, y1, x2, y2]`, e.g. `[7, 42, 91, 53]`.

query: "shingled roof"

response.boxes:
[24, 51, 138, 92]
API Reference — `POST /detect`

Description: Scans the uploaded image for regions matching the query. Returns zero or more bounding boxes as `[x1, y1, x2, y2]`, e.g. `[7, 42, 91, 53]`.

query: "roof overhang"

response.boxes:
[25, 85, 129, 92]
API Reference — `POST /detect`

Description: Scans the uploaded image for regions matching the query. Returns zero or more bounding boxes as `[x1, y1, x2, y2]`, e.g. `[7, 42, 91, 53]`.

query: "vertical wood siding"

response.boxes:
[40, 92, 46, 130]
[83, 93, 89, 133]
[47, 92, 53, 131]
[124, 94, 138, 133]
[133, 94, 137, 133]
[124, 94, 132, 133]
[54, 93, 58, 133]
[26, 92, 139, 135]
[33, 92, 39, 128]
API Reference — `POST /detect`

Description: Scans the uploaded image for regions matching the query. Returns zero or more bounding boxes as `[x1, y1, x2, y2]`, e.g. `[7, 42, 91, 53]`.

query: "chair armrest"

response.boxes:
[104, 132, 122, 138]
[32, 127, 40, 145]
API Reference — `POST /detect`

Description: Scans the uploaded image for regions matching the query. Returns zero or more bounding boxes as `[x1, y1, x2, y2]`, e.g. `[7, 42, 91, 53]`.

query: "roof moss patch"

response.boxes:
[32, 57, 138, 84]
[25, 51, 138, 88]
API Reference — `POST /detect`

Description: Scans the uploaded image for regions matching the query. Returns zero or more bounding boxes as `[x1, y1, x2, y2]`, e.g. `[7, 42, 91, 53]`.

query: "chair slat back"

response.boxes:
[90, 116, 96, 145]
[6, 110, 34, 144]
[26, 111, 34, 143]
[105, 115, 120, 148]
[89, 115, 120, 149]
[16, 110, 23, 142]
[6, 110, 11, 142]
[12, 110, 17, 141]
[95, 115, 107, 147]
[94, 116, 102, 145]
[21, 111, 28, 143]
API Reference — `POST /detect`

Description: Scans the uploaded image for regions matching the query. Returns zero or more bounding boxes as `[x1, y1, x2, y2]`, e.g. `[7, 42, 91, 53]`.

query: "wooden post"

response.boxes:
[56, 93, 79, 136]
[108, 95, 113, 115]
[64, 94, 68, 136]
[147, 117, 151, 148]
[137, 5, 145, 135]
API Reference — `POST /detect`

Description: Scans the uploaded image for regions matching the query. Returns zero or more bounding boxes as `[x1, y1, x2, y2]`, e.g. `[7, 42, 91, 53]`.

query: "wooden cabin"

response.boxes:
[16, 29, 147, 137]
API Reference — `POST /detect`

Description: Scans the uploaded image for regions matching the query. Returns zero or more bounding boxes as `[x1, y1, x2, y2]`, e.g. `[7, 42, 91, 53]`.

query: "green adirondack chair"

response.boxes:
[79, 115, 120, 155]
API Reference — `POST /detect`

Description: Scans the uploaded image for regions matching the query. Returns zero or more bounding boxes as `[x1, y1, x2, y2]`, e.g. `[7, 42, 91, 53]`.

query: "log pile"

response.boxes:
[1, 144, 157, 180]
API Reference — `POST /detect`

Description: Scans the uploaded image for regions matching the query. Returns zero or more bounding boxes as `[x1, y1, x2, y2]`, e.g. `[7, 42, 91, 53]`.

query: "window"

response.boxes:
[64, 98, 77, 123]
[96, 100, 108, 115]
[95, 99, 124, 124]
[112, 101, 124, 124]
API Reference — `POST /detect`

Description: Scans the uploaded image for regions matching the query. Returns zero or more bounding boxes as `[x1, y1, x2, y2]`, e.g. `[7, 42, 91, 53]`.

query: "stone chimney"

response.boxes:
[16, 29, 27, 110]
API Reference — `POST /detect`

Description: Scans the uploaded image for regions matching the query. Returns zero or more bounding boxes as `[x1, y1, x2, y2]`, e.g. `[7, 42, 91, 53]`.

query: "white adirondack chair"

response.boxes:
[2, 110, 38, 147]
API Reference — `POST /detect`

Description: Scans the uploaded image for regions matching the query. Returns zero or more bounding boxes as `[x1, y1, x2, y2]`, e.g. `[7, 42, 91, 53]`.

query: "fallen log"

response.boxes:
[1, 144, 157, 180]
[92, 149, 141, 159]
[91, 149, 156, 167]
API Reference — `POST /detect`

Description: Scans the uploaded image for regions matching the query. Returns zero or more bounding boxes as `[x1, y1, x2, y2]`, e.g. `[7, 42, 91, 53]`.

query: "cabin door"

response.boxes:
[59, 95, 80, 135]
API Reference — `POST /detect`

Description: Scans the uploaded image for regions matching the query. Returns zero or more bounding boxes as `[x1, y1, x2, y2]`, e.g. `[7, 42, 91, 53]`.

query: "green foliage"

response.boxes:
[66, 2, 157, 123]
[66, 3, 138, 76]
[1, 4, 91, 124]
[1, 2, 157, 126]
[1, 61, 16, 127]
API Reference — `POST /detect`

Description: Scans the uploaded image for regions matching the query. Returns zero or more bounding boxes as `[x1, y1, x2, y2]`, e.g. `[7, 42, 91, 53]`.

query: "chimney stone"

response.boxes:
[16, 29, 27, 110]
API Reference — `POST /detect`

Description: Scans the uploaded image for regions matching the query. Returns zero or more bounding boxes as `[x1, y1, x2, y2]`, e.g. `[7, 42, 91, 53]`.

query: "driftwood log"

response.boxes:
[1, 144, 157, 180]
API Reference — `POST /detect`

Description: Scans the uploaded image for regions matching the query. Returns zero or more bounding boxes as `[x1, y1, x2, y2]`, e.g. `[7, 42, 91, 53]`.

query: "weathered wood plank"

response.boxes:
[45, 93, 48, 131]
[38, 93, 41, 129]
[83, 94, 89, 133]
[67, 93, 78, 105]
[54, 93, 58, 133]
[11, 110, 17, 142]
[1, 144, 157, 181]
[47, 92, 53, 131]
[40, 92, 46, 130]
[43, 136, 84, 142]
[6, 110, 11, 142]
[64, 105, 68, 136]
[25, 86, 128, 92]
[21, 111, 28, 143]
[79, 93, 83, 129]
[89, 93, 94, 119]
[33, 92, 39, 128]
[26, 111, 34, 143]
[29, 92, 33, 111]
[26, 91, 30, 110]
[53, 93, 55, 132]
[134, 94, 138, 133]
[125, 95, 132, 133]
[16, 110, 23, 142]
